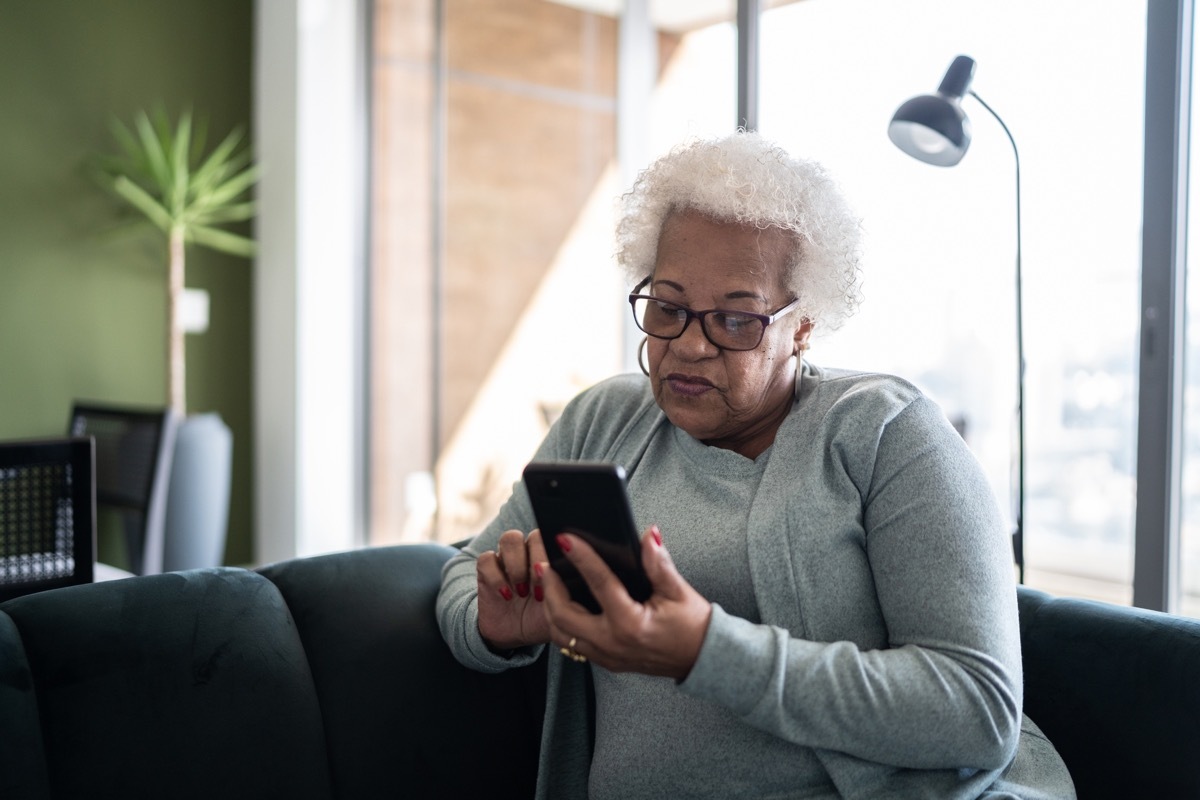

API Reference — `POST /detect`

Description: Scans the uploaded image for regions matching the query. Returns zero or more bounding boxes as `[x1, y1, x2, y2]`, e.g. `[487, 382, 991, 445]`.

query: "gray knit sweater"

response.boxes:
[436, 364, 1075, 799]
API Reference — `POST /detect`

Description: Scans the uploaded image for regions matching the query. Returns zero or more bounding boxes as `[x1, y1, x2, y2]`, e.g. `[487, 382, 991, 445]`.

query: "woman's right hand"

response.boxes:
[477, 528, 552, 651]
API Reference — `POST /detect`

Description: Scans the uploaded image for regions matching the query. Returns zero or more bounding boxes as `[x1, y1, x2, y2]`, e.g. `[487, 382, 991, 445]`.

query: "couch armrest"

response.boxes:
[1018, 586, 1200, 799]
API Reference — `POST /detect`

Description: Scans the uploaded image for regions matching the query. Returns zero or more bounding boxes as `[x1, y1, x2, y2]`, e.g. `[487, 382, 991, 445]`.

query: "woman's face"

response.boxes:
[645, 210, 812, 458]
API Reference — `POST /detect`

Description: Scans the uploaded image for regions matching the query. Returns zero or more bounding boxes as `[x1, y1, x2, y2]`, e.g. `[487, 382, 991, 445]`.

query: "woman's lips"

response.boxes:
[666, 373, 715, 397]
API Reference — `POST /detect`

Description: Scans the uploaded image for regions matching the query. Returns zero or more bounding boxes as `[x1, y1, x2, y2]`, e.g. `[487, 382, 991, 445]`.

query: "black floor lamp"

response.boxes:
[887, 54, 1026, 583]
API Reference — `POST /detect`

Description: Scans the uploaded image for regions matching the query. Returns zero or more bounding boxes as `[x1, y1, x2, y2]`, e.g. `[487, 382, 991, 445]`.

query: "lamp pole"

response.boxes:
[969, 90, 1026, 584]
[888, 56, 1026, 582]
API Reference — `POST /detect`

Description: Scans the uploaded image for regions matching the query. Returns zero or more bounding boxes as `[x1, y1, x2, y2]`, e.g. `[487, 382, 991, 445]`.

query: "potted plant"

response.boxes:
[90, 107, 259, 571]
[91, 106, 259, 415]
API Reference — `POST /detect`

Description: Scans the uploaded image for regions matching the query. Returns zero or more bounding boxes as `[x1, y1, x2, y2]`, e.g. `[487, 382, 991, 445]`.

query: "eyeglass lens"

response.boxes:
[631, 297, 765, 351]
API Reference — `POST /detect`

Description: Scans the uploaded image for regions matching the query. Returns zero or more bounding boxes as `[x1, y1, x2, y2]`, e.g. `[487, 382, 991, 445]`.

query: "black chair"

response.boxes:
[0, 437, 97, 602]
[69, 403, 177, 576]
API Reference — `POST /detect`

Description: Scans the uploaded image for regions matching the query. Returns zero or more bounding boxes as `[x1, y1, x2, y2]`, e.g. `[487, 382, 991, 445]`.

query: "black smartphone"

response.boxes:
[523, 461, 652, 614]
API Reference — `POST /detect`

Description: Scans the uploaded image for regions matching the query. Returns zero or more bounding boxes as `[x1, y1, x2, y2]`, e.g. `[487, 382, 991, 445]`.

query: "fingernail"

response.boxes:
[651, 525, 663, 547]
[534, 585, 544, 602]
[516, 582, 529, 598]
[533, 562, 545, 578]
[499, 586, 513, 601]
[557, 534, 571, 553]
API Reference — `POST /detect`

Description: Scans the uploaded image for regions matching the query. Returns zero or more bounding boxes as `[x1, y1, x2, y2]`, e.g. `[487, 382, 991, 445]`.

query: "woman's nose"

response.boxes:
[671, 318, 720, 359]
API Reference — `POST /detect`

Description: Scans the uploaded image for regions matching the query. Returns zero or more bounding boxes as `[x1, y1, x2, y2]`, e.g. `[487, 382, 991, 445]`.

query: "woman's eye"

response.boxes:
[714, 312, 750, 333]
[651, 302, 684, 321]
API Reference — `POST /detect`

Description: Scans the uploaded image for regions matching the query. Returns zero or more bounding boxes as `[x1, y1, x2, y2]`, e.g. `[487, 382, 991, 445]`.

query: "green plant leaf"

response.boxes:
[194, 153, 255, 205]
[188, 223, 257, 258]
[150, 105, 174, 152]
[191, 126, 246, 191]
[104, 119, 155, 184]
[134, 110, 172, 196]
[189, 114, 209, 165]
[111, 175, 173, 231]
[205, 164, 261, 208]
[189, 201, 256, 225]
[92, 107, 260, 263]
[169, 110, 192, 215]
[108, 116, 139, 156]
[88, 154, 131, 185]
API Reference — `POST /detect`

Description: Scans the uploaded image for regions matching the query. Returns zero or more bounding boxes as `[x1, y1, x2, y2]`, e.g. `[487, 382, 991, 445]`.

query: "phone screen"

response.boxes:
[523, 461, 651, 613]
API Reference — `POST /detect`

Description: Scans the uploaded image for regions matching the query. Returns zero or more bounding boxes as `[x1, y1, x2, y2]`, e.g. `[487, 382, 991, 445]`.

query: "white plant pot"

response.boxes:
[164, 412, 233, 572]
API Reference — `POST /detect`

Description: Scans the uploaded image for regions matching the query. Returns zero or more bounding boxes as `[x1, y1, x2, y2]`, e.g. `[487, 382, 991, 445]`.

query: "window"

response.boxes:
[370, 1, 1200, 617]
[757, 0, 1147, 605]
[372, 0, 746, 544]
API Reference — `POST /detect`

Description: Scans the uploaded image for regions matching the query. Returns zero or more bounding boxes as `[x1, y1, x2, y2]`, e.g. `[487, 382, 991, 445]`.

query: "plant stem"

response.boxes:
[169, 225, 186, 416]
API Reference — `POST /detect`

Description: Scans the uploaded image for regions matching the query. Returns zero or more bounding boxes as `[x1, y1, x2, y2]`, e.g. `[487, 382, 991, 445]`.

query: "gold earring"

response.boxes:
[638, 336, 650, 376]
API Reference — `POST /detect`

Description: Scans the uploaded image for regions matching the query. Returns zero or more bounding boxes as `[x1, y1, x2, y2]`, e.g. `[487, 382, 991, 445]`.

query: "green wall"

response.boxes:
[0, 0, 255, 567]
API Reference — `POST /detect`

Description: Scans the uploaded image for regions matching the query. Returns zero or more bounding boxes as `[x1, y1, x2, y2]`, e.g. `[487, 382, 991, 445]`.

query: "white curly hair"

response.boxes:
[616, 131, 863, 333]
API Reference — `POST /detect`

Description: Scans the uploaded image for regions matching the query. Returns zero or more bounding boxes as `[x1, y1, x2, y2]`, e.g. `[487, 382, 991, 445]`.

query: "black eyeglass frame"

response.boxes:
[628, 277, 804, 352]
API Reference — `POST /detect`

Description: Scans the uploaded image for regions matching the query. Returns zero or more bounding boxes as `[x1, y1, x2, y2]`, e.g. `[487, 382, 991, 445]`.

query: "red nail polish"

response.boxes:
[516, 582, 529, 598]
[557, 534, 571, 553]
[651, 525, 663, 547]
[499, 586, 513, 601]
[534, 585, 544, 602]
[534, 562, 544, 578]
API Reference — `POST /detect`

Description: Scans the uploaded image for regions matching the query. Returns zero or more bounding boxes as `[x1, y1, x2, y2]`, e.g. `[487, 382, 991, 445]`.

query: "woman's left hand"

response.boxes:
[539, 526, 712, 680]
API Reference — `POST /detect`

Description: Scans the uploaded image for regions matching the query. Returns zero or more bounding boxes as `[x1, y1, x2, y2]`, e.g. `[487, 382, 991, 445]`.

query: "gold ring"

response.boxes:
[559, 636, 587, 663]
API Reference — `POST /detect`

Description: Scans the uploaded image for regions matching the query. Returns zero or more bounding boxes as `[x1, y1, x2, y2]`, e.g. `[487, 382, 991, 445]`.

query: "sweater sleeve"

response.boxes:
[681, 392, 1022, 775]
[436, 374, 659, 674]
[435, 507, 547, 674]
[434, 416, 567, 674]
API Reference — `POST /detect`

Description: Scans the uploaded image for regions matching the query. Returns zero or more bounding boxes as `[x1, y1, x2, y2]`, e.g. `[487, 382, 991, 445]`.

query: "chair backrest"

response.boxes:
[0, 437, 97, 602]
[68, 403, 177, 576]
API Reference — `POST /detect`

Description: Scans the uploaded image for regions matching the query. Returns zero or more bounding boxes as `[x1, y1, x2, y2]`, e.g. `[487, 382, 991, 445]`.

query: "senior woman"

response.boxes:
[437, 131, 1073, 799]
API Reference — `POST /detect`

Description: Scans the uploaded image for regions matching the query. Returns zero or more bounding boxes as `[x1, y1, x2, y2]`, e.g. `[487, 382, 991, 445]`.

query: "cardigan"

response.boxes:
[436, 363, 1075, 799]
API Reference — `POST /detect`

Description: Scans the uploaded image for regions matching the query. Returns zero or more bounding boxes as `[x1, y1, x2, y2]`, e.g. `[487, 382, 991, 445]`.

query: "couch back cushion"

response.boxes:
[0, 610, 51, 798]
[259, 543, 545, 800]
[0, 569, 333, 799]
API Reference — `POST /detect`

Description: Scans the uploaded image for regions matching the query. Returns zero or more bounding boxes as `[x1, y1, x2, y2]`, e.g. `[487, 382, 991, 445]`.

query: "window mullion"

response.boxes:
[1133, 0, 1193, 612]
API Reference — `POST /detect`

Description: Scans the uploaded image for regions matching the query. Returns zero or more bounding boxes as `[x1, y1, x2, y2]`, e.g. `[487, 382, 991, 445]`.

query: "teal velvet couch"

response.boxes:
[1, 544, 1197, 799]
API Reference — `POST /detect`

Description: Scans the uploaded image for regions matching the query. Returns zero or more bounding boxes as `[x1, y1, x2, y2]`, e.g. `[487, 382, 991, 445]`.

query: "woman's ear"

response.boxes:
[794, 318, 814, 356]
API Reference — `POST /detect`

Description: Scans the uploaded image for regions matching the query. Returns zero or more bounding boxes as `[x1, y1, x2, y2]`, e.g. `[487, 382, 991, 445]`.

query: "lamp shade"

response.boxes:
[888, 55, 977, 167]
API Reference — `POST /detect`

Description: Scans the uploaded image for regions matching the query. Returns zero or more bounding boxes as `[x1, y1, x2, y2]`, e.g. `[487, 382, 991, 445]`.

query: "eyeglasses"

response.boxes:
[628, 277, 802, 352]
